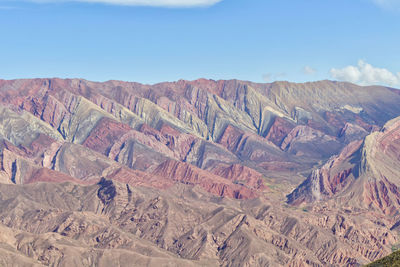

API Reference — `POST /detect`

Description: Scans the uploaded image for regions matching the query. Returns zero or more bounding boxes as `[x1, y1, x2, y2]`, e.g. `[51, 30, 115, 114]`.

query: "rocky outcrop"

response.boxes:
[287, 140, 364, 204]
[288, 116, 400, 217]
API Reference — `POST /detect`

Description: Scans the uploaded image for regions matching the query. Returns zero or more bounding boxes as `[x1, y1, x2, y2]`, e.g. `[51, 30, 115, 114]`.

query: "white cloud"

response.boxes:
[303, 66, 316, 75]
[25, 0, 223, 7]
[330, 60, 400, 87]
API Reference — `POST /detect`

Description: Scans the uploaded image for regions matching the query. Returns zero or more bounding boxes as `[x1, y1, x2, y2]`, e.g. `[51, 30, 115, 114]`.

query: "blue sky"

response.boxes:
[1, 0, 400, 86]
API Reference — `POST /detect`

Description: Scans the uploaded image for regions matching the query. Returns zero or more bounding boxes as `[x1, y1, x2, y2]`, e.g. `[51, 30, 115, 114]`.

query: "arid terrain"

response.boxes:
[0, 78, 400, 266]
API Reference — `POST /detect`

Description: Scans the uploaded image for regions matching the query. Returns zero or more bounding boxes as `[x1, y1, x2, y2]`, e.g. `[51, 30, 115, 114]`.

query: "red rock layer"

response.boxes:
[152, 160, 257, 199]
[82, 118, 131, 155]
[217, 125, 246, 152]
[28, 168, 88, 185]
[211, 163, 266, 190]
[265, 117, 295, 146]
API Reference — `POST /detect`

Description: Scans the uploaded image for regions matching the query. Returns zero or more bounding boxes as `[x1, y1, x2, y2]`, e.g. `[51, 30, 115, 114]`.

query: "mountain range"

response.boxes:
[0, 78, 400, 266]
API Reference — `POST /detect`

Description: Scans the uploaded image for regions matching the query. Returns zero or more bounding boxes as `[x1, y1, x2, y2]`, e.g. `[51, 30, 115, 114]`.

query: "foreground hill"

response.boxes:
[0, 78, 400, 266]
[0, 179, 397, 266]
[367, 250, 400, 267]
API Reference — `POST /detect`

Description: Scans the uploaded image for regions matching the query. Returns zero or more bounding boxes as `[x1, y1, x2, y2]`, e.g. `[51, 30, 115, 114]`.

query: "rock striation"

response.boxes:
[288, 116, 400, 218]
[1, 78, 400, 266]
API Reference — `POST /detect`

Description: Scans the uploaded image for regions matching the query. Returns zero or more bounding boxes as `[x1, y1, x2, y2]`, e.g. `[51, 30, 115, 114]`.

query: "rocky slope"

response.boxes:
[0, 179, 397, 267]
[0, 78, 400, 266]
[288, 116, 400, 217]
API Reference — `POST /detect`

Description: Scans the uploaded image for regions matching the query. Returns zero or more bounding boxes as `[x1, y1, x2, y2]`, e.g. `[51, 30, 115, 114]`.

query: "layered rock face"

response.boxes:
[288, 117, 400, 215]
[1, 78, 400, 266]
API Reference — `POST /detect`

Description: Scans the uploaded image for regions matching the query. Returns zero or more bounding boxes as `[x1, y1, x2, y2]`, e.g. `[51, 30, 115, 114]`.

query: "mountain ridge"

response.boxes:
[1, 77, 400, 266]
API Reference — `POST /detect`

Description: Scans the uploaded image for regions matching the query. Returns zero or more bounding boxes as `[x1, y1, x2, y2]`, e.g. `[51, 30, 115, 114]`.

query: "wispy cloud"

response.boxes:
[11, 0, 223, 7]
[330, 60, 400, 87]
[262, 72, 286, 82]
[371, 0, 400, 10]
[302, 66, 316, 75]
